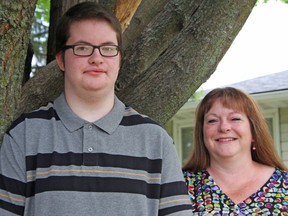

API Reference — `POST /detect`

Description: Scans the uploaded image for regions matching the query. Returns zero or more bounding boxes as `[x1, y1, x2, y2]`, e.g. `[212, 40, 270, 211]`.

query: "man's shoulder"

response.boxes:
[20, 101, 57, 120]
[122, 106, 160, 127]
[7, 102, 58, 133]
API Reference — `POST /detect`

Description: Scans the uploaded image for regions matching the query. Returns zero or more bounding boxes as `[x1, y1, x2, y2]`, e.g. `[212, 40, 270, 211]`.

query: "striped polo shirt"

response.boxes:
[0, 93, 191, 215]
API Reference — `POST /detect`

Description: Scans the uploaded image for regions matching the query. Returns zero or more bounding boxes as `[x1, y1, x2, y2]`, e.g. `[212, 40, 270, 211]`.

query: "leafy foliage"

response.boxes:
[30, 0, 50, 73]
[191, 90, 205, 102]
[258, 0, 288, 3]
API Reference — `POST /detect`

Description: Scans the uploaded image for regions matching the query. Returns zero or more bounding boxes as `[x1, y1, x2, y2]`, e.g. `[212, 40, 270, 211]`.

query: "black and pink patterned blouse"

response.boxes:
[183, 168, 288, 215]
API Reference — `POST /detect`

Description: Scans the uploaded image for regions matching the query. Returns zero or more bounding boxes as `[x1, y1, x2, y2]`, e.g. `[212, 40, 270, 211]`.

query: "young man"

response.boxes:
[0, 2, 191, 215]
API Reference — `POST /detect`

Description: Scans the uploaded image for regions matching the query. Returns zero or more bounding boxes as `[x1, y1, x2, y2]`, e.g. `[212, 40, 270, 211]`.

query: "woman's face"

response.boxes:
[203, 101, 254, 161]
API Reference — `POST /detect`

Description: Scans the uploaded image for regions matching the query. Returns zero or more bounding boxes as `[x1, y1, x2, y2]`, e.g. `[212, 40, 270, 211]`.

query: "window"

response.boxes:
[172, 121, 194, 164]
[263, 108, 280, 155]
[181, 127, 193, 163]
[266, 117, 274, 137]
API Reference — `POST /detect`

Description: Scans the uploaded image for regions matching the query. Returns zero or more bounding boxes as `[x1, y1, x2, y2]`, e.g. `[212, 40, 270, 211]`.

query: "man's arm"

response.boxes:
[158, 136, 192, 215]
[0, 131, 26, 216]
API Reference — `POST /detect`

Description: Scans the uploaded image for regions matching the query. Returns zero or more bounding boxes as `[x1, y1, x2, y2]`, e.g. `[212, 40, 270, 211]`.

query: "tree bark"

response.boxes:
[46, 0, 63, 64]
[0, 0, 37, 137]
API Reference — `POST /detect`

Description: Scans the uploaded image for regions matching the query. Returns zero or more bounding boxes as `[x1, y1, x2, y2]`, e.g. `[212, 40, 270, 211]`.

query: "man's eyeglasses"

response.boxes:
[63, 44, 120, 57]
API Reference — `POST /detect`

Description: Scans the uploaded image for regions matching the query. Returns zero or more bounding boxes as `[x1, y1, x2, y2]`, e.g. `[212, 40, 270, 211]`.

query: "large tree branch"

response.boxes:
[114, 0, 142, 32]
[19, 0, 257, 125]
[117, 0, 257, 123]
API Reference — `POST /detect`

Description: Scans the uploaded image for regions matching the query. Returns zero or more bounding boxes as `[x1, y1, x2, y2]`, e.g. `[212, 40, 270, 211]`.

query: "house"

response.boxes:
[165, 70, 288, 166]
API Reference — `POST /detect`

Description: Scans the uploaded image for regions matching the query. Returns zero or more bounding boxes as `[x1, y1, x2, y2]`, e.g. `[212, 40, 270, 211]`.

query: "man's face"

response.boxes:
[56, 19, 121, 97]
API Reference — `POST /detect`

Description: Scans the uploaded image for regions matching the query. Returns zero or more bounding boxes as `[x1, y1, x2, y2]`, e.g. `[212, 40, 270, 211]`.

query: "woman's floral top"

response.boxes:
[183, 168, 288, 215]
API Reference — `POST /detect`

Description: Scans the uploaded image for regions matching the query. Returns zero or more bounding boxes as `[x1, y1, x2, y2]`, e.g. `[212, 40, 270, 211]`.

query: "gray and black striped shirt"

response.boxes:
[0, 93, 191, 216]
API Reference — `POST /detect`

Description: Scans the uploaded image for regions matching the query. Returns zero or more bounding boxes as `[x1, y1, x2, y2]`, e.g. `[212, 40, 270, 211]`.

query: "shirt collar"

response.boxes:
[54, 93, 125, 134]
[94, 96, 125, 134]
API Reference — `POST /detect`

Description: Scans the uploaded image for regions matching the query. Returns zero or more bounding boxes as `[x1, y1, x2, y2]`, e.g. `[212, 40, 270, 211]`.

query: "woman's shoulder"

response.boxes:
[275, 167, 288, 178]
[270, 167, 288, 191]
[183, 169, 203, 176]
[268, 168, 288, 196]
[183, 169, 207, 181]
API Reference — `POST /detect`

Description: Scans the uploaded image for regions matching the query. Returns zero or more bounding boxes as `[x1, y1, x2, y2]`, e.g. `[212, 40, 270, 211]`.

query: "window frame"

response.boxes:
[262, 108, 280, 155]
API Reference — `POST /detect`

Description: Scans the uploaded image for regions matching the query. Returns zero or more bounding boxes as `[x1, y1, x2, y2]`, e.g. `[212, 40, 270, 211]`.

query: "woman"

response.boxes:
[183, 87, 288, 215]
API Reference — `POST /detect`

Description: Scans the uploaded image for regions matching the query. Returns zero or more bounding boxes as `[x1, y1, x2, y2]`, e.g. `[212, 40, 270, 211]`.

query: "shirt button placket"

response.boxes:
[87, 124, 93, 152]
[83, 123, 96, 165]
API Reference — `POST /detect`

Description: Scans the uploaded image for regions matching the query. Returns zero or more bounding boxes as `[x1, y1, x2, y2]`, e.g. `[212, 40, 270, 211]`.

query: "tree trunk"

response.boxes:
[46, 0, 63, 64]
[0, 0, 37, 137]
[0, 0, 257, 142]
[117, 0, 257, 124]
